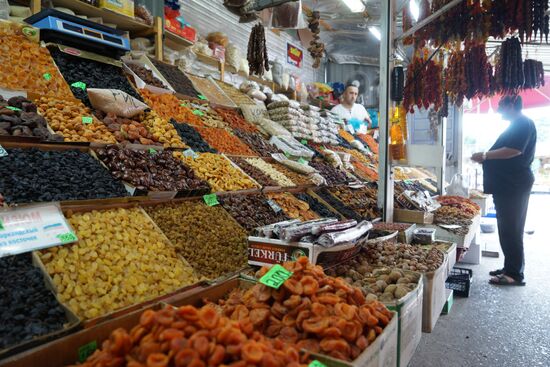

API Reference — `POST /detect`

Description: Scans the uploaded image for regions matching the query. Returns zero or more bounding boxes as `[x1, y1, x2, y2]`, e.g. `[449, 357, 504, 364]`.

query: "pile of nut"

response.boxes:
[36, 96, 116, 143]
[97, 146, 210, 193]
[195, 126, 258, 156]
[174, 152, 258, 192]
[363, 242, 445, 272]
[40, 208, 197, 319]
[139, 110, 186, 148]
[241, 158, 295, 187]
[328, 185, 381, 220]
[145, 202, 248, 279]
[220, 194, 289, 232]
[140, 89, 203, 126]
[267, 193, 319, 221]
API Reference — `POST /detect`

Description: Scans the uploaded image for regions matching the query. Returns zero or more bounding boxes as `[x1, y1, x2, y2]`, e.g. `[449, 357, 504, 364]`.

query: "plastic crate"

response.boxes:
[445, 267, 473, 297]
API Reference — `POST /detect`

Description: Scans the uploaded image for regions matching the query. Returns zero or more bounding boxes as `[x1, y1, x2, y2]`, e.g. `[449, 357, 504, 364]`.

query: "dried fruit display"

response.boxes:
[356, 134, 379, 155]
[463, 41, 492, 100]
[96, 146, 209, 193]
[215, 80, 257, 106]
[314, 188, 362, 221]
[186, 74, 236, 107]
[310, 160, 349, 185]
[97, 112, 161, 146]
[326, 260, 421, 303]
[0, 148, 127, 204]
[403, 52, 443, 113]
[363, 242, 445, 272]
[270, 161, 314, 186]
[242, 158, 295, 187]
[170, 120, 216, 153]
[174, 152, 259, 192]
[139, 110, 186, 148]
[294, 193, 339, 219]
[327, 185, 381, 220]
[149, 58, 199, 97]
[36, 96, 117, 143]
[437, 195, 480, 218]
[48, 47, 142, 108]
[353, 161, 379, 182]
[73, 304, 310, 367]
[0, 96, 62, 140]
[495, 37, 526, 94]
[231, 157, 279, 187]
[220, 194, 289, 232]
[523, 59, 545, 89]
[267, 192, 319, 221]
[444, 47, 468, 106]
[220, 257, 394, 362]
[179, 100, 227, 128]
[195, 126, 258, 156]
[247, 23, 270, 76]
[140, 89, 204, 126]
[215, 107, 258, 132]
[0, 30, 72, 98]
[40, 208, 197, 319]
[372, 222, 414, 232]
[339, 130, 355, 144]
[233, 129, 281, 156]
[145, 202, 248, 279]
[126, 63, 168, 89]
[0, 253, 69, 350]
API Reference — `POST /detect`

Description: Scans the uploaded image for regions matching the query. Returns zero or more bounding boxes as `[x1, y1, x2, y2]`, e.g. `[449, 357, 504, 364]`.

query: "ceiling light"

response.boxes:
[342, 0, 365, 13]
[369, 26, 381, 41]
[410, 0, 420, 21]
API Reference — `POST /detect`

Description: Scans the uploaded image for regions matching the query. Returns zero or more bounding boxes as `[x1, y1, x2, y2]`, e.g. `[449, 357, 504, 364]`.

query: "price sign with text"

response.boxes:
[203, 194, 219, 206]
[259, 264, 293, 289]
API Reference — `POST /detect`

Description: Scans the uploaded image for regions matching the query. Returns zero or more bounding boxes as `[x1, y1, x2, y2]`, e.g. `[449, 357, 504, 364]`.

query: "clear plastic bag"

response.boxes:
[447, 174, 470, 198]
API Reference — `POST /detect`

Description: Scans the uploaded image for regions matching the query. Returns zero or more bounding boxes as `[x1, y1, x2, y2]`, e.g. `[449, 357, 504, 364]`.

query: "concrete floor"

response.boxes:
[410, 194, 550, 367]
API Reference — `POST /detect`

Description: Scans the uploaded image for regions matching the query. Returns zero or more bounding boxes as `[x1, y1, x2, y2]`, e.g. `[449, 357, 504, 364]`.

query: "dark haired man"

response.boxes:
[331, 81, 372, 128]
[471, 95, 537, 286]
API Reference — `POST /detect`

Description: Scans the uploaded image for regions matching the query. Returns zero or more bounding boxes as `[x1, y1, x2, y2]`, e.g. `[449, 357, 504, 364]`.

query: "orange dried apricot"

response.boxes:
[241, 341, 264, 363]
[199, 306, 220, 329]
[283, 278, 304, 295]
[146, 353, 169, 367]
[302, 317, 330, 334]
[300, 276, 319, 296]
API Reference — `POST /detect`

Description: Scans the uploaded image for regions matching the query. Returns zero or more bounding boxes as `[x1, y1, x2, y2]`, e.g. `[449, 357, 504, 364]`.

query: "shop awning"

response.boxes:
[464, 76, 550, 113]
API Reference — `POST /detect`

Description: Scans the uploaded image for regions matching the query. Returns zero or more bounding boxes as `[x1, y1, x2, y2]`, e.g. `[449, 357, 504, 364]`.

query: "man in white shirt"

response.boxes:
[331, 81, 372, 130]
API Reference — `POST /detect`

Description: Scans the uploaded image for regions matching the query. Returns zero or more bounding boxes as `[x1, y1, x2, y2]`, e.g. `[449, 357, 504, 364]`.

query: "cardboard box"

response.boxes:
[248, 236, 362, 268]
[98, 0, 134, 18]
[384, 275, 423, 367]
[421, 253, 448, 333]
[393, 209, 434, 224]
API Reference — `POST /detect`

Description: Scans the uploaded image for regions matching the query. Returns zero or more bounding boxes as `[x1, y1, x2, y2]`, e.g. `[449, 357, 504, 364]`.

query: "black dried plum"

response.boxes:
[220, 194, 288, 232]
[149, 58, 199, 97]
[0, 148, 128, 204]
[169, 119, 216, 153]
[294, 193, 338, 219]
[315, 188, 362, 221]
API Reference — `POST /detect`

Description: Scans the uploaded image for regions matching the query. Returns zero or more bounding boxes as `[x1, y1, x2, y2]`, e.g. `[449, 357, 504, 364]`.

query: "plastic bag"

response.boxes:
[88, 89, 149, 118]
[272, 59, 284, 85]
[226, 43, 241, 71]
[447, 174, 470, 198]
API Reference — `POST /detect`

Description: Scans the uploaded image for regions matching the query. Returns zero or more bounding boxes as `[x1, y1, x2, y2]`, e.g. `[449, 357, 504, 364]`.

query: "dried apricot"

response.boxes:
[177, 306, 200, 322]
[302, 317, 330, 334]
[231, 305, 249, 321]
[300, 276, 319, 296]
[174, 349, 199, 367]
[319, 337, 351, 357]
[296, 339, 320, 353]
[310, 303, 329, 317]
[334, 303, 357, 321]
[159, 328, 184, 341]
[295, 310, 312, 329]
[146, 353, 169, 367]
[283, 278, 304, 295]
[316, 294, 341, 305]
[241, 341, 264, 363]
[253, 284, 272, 302]
[208, 345, 225, 366]
[283, 295, 302, 309]
[199, 306, 220, 329]
[321, 327, 342, 338]
[249, 308, 270, 326]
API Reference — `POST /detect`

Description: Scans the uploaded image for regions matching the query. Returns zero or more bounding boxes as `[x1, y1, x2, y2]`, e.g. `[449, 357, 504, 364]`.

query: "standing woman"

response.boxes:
[471, 95, 537, 286]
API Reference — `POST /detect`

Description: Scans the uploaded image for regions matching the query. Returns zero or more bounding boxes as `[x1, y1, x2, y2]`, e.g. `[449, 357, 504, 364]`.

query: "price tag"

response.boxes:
[82, 116, 93, 125]
[183, 149, 198, 158]
[309, 361, 327, 367]
[5, 106, 21, 111]
[78, 340, 97, 363]
[71, 81, 87, 90]
[298, 158, 307, 165]
[0, 144, 7, 157]
[284, 152, 291, 158]
[198, 94, 207, 100]
[0, 219, 4, 231]
[267, 199, 282, 213]
[56, 232, 78, 244]
[203, 194, 219, 206]
[300, 139, 308, 145]
[259, 264, 293, 289]
[193, 110, 205, 117]
[149, 148, 158, 155]
[43, 73, 52, 81]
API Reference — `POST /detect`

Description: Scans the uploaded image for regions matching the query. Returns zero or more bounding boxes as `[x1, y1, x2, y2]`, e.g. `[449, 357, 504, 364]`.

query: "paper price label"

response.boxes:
[82, 116, 93, 125]
[183, 149, 198, 159]
[193, 110, 205, 117]
[267, 199, 282, 213]
[78, 340, 97, 363]
[309, 361, 327, 367]
[0, 219, 4, 231]
[260, 264, 293, 289]
[56, 232, 77, 244]
[300, 139, 308, 145]
[5, 106, 21, 111]
[43, 73, 52, 81]
[203, 194, 219, 206]
[298, 158, 307, 165]
[0, 144, 7, 158]
[198, 94, 207, 100]
[71, 81, 87, 90]
[149, 148, 158, 155]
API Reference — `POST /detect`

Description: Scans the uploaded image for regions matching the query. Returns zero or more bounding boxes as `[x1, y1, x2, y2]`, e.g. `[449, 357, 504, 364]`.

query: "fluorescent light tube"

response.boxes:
[410, 0, 420, 21]
[369, 26, 381, 41]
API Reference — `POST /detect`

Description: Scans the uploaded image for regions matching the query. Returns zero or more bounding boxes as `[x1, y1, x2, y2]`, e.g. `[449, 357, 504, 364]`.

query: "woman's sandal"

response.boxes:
[489, 268, 504, 276]
[489, 274, 526, 286]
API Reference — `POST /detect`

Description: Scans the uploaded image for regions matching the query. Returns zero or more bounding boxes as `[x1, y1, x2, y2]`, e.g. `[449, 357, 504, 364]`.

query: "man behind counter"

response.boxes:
[331, 81, 372, 131]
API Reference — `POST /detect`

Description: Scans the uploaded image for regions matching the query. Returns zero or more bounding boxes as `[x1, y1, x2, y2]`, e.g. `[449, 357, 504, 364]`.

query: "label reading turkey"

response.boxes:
[203, 194, 219, 206]
[56, 232, 78, 244]
[78, 340, 97, 363]
[5, 106, 21, 111]
[193, 110, 205, 117]
[198, 94, 207, 100]
[43, 73, 52, 81]
[71, 81, 87, 90]
[309, 361, 327, 367]
[260, 264, 293, 289]
[0, 144, 7, 157]
[267, 200, 282, 213]
[82, 116, 93, 125]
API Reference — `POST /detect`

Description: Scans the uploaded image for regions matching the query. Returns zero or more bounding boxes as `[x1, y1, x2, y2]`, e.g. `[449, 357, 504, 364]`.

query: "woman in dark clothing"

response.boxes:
[471, 95, 537, 286]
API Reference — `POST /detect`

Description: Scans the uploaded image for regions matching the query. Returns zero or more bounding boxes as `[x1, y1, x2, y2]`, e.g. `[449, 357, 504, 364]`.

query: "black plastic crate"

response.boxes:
[446, 267, 473, 297]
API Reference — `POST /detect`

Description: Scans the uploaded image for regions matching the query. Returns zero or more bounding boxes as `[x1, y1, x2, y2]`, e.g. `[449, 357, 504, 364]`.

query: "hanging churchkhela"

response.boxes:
[494, 37, 525, 94]
[523, 59, 545, 89]
[247, 23, 270, 76]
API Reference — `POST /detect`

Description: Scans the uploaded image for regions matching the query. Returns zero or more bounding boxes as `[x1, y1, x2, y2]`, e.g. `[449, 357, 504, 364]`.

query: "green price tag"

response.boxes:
[149, 148, 158, 155]
[259, 264, 293, 289]
[300, 139, 308, 145]
[0, 219, 4, 231]
[298, 158, 307, 165]
[203, 193, 219, 206]
[71, 81, 87, 90]
[309, 361, 327, 367]
[56, 232, 78, 244]
[284, 152, 291, 158]
[183, 149, 198, 158]
[0, 144, 7, 157]
[198, 94, 207, 100]
[82, 116, 93, 125]
[5, 106, 21, 111]
[43, 73, 52, 81]
[319, 96, 324, 101]
[78, 340, 97, 363]
[193, 110, 205, 117]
